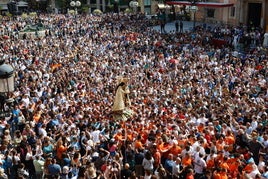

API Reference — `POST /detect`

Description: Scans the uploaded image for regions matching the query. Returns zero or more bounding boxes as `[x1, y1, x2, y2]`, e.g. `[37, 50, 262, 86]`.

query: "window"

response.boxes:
[207, 9, 215, 18]
[91, 0, 97, 4]
[230, 6, 235, 17]
[144, 0, 151, 6]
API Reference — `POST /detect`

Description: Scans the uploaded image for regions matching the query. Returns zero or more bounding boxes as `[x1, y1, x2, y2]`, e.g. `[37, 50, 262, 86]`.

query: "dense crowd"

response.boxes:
[0, 12, 267, 179]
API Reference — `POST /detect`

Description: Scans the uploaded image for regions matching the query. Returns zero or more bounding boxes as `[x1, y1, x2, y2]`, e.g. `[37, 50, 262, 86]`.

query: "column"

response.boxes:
[97, 0, 100, 10]
[265, 0, 268, 32]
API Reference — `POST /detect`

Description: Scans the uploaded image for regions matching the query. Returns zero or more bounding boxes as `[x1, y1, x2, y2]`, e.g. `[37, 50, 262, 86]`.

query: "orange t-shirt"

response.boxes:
[170, 145, 182, 156]
[219, 172, 228, 179]
[206, 158, 215, 169]
[33, 111, 42, 123]
[57, 145, 67, 159]
[216, 141, 224, 151]
[219, 162, 229, 171]
[227, 158, 239, 173]
[153, 151, 161, 167]
[114, 133, 123, 141]
[197, 125, 204, 133]
[243, 164, 253, 173]
[134, 140, 143, 150]
[225, 135, 235, 145]
[182, 157, 192, 167]
[213, 172, 221, 179]
[158, 143, 172, 153]
[127, 134, 133, 141]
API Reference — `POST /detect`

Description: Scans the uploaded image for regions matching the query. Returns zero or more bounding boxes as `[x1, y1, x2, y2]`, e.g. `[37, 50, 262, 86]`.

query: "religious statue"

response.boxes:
[112, 77, 133, 121]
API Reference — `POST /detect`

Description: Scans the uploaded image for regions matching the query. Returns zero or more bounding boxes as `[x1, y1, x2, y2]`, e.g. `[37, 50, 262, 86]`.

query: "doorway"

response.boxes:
[247, 3, 262, 28]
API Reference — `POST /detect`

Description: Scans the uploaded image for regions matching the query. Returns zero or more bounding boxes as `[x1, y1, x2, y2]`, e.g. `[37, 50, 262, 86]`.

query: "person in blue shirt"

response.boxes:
[47, 158, 61, 177]
[11, 105, 20, 134]
[164, 153, 175, 178]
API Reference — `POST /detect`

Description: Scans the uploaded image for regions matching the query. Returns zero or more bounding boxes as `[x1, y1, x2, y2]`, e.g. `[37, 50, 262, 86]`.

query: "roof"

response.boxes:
[0, 1, 28, 10]
[166, 1, 234, 8]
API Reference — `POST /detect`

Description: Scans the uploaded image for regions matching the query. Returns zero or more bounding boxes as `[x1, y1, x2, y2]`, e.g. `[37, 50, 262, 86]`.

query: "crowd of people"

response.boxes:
[0, 12, 267, 179]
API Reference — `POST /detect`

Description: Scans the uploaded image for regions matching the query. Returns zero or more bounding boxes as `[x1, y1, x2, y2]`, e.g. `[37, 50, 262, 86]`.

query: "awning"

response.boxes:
[166, 1, 234, 8]
[158, 4, 166, 9]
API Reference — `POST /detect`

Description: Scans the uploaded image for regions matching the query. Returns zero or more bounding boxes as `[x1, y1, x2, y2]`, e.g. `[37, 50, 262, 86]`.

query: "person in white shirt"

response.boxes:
[193, 153, 207, 178]
[172, 157, 182, 178]
[262, 134, 268, 148]
[251, 117, 258, 131]
[33, 155, 45, 179]
[90, 127, 101, 144]
[38, 124, 47, 137]
[181, 145, 193, 158]
[142, 151, 154, 172]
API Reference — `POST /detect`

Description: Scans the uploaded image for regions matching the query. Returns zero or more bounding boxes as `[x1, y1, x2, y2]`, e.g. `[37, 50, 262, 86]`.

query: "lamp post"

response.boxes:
[114, 0, 119, 13]
[129, 0, 139, 14]
[70, 0, 81, 15]
[189, 0, 198, 31]
[0, 60, 14, 118]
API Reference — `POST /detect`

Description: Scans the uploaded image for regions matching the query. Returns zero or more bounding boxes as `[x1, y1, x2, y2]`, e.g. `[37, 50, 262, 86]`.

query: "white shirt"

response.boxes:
[194, 156, 207, 174]
[172, 163, 181, 176]
[39, 128, 47, 137]
[91, 130, 101, 144]
[142, 158, 154, 171]
[251, 120, 258, 130]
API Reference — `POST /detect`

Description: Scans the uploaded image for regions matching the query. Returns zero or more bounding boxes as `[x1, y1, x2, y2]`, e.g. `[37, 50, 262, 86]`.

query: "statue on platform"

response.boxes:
[112, 77, 133, 121]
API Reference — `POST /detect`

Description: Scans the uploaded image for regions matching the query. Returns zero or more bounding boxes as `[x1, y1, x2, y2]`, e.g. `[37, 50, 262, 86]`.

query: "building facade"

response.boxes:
[165, 0, 268, 31]
[207, 0, 268, 31]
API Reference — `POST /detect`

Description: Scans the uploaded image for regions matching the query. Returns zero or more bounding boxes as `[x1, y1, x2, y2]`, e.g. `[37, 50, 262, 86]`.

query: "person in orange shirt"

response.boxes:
[126, 129, 134, 142]
[113, 130, 124, 143]
[182, 152, 192, 168]
[186, 168, 194, 179]
[243, 161, 254, 174]
[170, 142, 182, 157]
[219, 156, 230, 172]
[219, 168, 228, 179]
[227, 155, 240, 177]
[56, 139, 68, 160]
[206, 150, 217, 171]
[177, 136, 187, 149]
[134, 135, 144, 150]
[150, 144, 161, 169]
[158, 137, 173, 163]
[215, 150, 225, 166]
[213, 168, 228, 179]
[216, 136, 225, 152]
[197, 123, 205, 133]
[140, 130, 148, 144]
[224, 130, 235, 151]
[213, 168, 221, 179]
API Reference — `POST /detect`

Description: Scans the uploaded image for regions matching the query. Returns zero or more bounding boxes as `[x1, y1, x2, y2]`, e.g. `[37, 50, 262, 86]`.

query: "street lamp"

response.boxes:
[114, 0, 119, 13]
[129, 0, 138, 14]
[70, 0, 81, 15]
[0, 60, 15, 118]
[189, 0, 198, 31]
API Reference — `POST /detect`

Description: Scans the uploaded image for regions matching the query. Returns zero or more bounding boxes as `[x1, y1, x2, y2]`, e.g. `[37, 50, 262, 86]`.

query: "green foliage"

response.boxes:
[6, 12, 13, 17]
[69, 10, 75, 15]
[81, 5, 89, 13]
[21, 13, 28, 19]
[124, 8, 132, 13]
[29, 12, 37, 17]
[93, 9, 103, 15]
